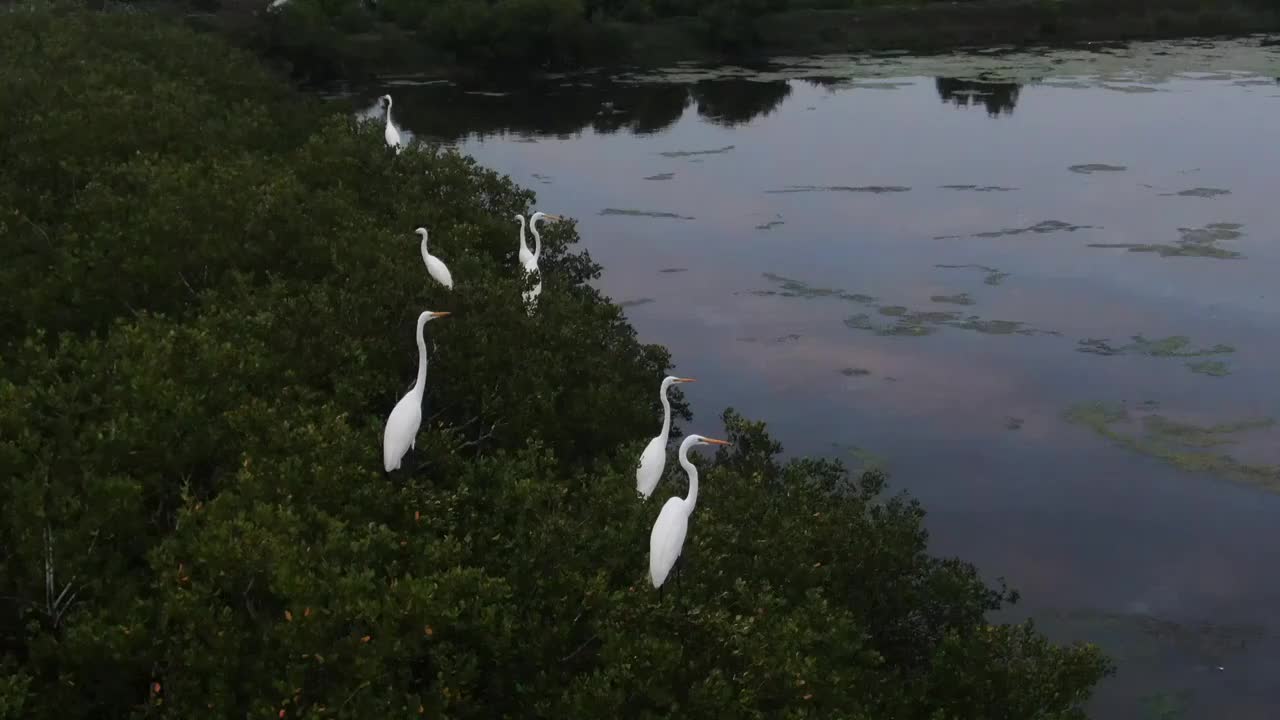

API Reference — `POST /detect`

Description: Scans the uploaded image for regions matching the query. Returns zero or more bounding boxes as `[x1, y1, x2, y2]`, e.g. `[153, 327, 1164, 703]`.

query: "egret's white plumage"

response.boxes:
[382, 310, 450, 472]
[635, 376, 695, 499]
[516, 214, 533, 268]
[517, 211, 560, 312]
[649, 434, 731, 589]
[381, 94, 403, 154]
[415, 228, 453, 289]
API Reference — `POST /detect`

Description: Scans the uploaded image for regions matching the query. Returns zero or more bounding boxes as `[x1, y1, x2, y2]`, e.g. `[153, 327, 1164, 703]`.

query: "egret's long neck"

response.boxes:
[658, 382, 673, 439]
[420, 234, 429, 257]
[530, 221, 542, 262]
[518, 218, 530, 256]
[385, 101, 394, 129]
[413, 316, 429, 396]
[679, 448, 699, 511]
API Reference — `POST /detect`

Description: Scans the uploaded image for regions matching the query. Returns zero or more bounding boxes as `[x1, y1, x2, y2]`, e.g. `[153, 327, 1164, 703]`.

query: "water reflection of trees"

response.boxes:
[375, 78, 793, 142]
[934, 77, 1023, 117]
[690, 79, 791, 126]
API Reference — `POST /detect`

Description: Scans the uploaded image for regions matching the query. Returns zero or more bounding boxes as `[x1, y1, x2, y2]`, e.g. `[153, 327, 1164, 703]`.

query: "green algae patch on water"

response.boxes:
[936, 263, 1010, 286]
[939, 184, 1016, 192]
[658, 145, 735, 158]
[845, 307, 1052, 338]
[643, 172, 675, 181]
[832, 443, 890, 472]
[952, 318, 1052, 336]
[839, 367, 872, 377]
[765, 184, 911, 194]
[1160, 187, 1231, 198]
[658, 267, 687, 273]
[936, 219, 1094, 240]
[1141, 691, 1192, 720]
[1005, 416, 1024, 431]
[845, 312, 937, 337]
[599, 208, 695, 220]
[1186, 359, 1231, 377]
[1140, 415, 1273, 448]
[618, 297, 655, 308]
[930, 292, 975, 306]
[751, 273, 877, 304]
[756, 220, 785, 231]
[1063, 401, 1280, 492]
[1088, 221, 1245, 259]
[1077, 334, 1235, 358]
[1069, 163, 1127, 174]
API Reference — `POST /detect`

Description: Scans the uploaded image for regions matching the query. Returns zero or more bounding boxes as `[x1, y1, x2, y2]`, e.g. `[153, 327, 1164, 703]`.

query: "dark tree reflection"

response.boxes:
[934, 77, 1023, 117]
[364, 76, 794, 142]
[375, 81, 691, 141]
[689, 79, 791, 127]
[799, 76, 846, 90]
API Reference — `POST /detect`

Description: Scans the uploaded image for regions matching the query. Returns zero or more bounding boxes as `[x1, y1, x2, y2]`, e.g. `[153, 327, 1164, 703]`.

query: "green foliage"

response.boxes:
[1, 9, 1110, 719]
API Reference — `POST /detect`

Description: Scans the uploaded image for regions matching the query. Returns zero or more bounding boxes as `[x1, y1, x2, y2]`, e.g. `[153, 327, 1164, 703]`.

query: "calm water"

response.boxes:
[343, 37, 1280, 718]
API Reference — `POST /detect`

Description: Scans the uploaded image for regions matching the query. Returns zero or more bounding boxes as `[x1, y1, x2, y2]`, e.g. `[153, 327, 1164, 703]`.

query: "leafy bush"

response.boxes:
[0, 8, 1110, 720]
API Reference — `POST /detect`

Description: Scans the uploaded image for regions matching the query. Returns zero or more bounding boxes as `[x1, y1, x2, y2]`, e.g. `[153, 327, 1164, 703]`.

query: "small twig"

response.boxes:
[16, 210, 51, 246]
[340, 681, 372, 710]
[560, 635, 599, 663]
[178, 271, 199, 298]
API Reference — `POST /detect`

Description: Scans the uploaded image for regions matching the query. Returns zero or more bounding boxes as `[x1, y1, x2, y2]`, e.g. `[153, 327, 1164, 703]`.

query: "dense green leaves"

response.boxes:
[1, 8, 1108, 720]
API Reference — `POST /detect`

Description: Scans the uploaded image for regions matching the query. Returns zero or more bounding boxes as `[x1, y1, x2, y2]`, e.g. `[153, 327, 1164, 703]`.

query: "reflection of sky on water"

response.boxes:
[359, 39, 1280, 718]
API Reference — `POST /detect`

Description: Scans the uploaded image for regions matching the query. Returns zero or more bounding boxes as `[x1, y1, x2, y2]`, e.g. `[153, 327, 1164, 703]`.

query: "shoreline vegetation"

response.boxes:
[0, 5, 1115, 718]
[147, 0, 1280, 82]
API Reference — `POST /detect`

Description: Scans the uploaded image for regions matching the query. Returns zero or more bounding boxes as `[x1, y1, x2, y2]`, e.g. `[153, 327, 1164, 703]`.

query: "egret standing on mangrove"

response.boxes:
[650, 434, 731, 592]
[381, 94, 403, 154]
[517, 211, 560, 311]
[635, 376, 695, 499]
[383, 310, 450, 472]
[416, 228, 453, 290]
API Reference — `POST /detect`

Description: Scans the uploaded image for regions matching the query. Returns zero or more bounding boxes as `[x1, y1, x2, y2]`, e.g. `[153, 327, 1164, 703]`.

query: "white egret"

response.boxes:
[518, 211, 561, 311]
[381, 94, 403, 154]
[649, 434, 731, 593]
[382, 310, 450, 472]
[415, 228, 453, 290]
[515, 214, 533, 268]
[635, 376, 695, 500]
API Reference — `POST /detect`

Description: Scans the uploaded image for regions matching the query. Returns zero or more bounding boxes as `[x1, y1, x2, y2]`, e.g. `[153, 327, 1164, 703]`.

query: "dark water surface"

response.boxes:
[343, 37, 1280, 718]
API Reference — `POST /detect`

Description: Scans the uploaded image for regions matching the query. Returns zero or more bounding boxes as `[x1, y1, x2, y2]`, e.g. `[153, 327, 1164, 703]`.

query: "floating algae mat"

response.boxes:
[939, 184, 1017, 192]
[750, 273, 1052, 338]
[935, 219, 1095, 240]
[764, 184, 911, 194]
[930, 292, 975, 306]
[935, 263, 1010, 286]
[1077, 334, 1234, 358]
[1069, 163, 1128, 174]
[845, 306, 1055, 338]
[1087, 222, 1244, 259]
[1063, 401, 1280, 492]
[749, 273, 877, 303]
[599, 208, 694, 220]
[1160, 187, 1231, 198]
[1186, 359, 1231, 377]
[1077, 334, 1236, 378]
[831, 443, 890, 472]
[657, 145, 734, 158]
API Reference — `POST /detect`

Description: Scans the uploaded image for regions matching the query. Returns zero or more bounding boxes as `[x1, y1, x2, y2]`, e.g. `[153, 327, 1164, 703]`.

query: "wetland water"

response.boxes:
[345, 37, 1280, 718]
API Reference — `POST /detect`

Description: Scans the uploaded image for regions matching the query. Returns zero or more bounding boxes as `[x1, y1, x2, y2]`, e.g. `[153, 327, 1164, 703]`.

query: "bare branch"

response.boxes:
[560, 635, 599, 663]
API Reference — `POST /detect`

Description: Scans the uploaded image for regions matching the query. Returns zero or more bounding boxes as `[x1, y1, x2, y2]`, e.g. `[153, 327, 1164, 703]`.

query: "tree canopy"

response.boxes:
[0, 6, 1109, 719]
